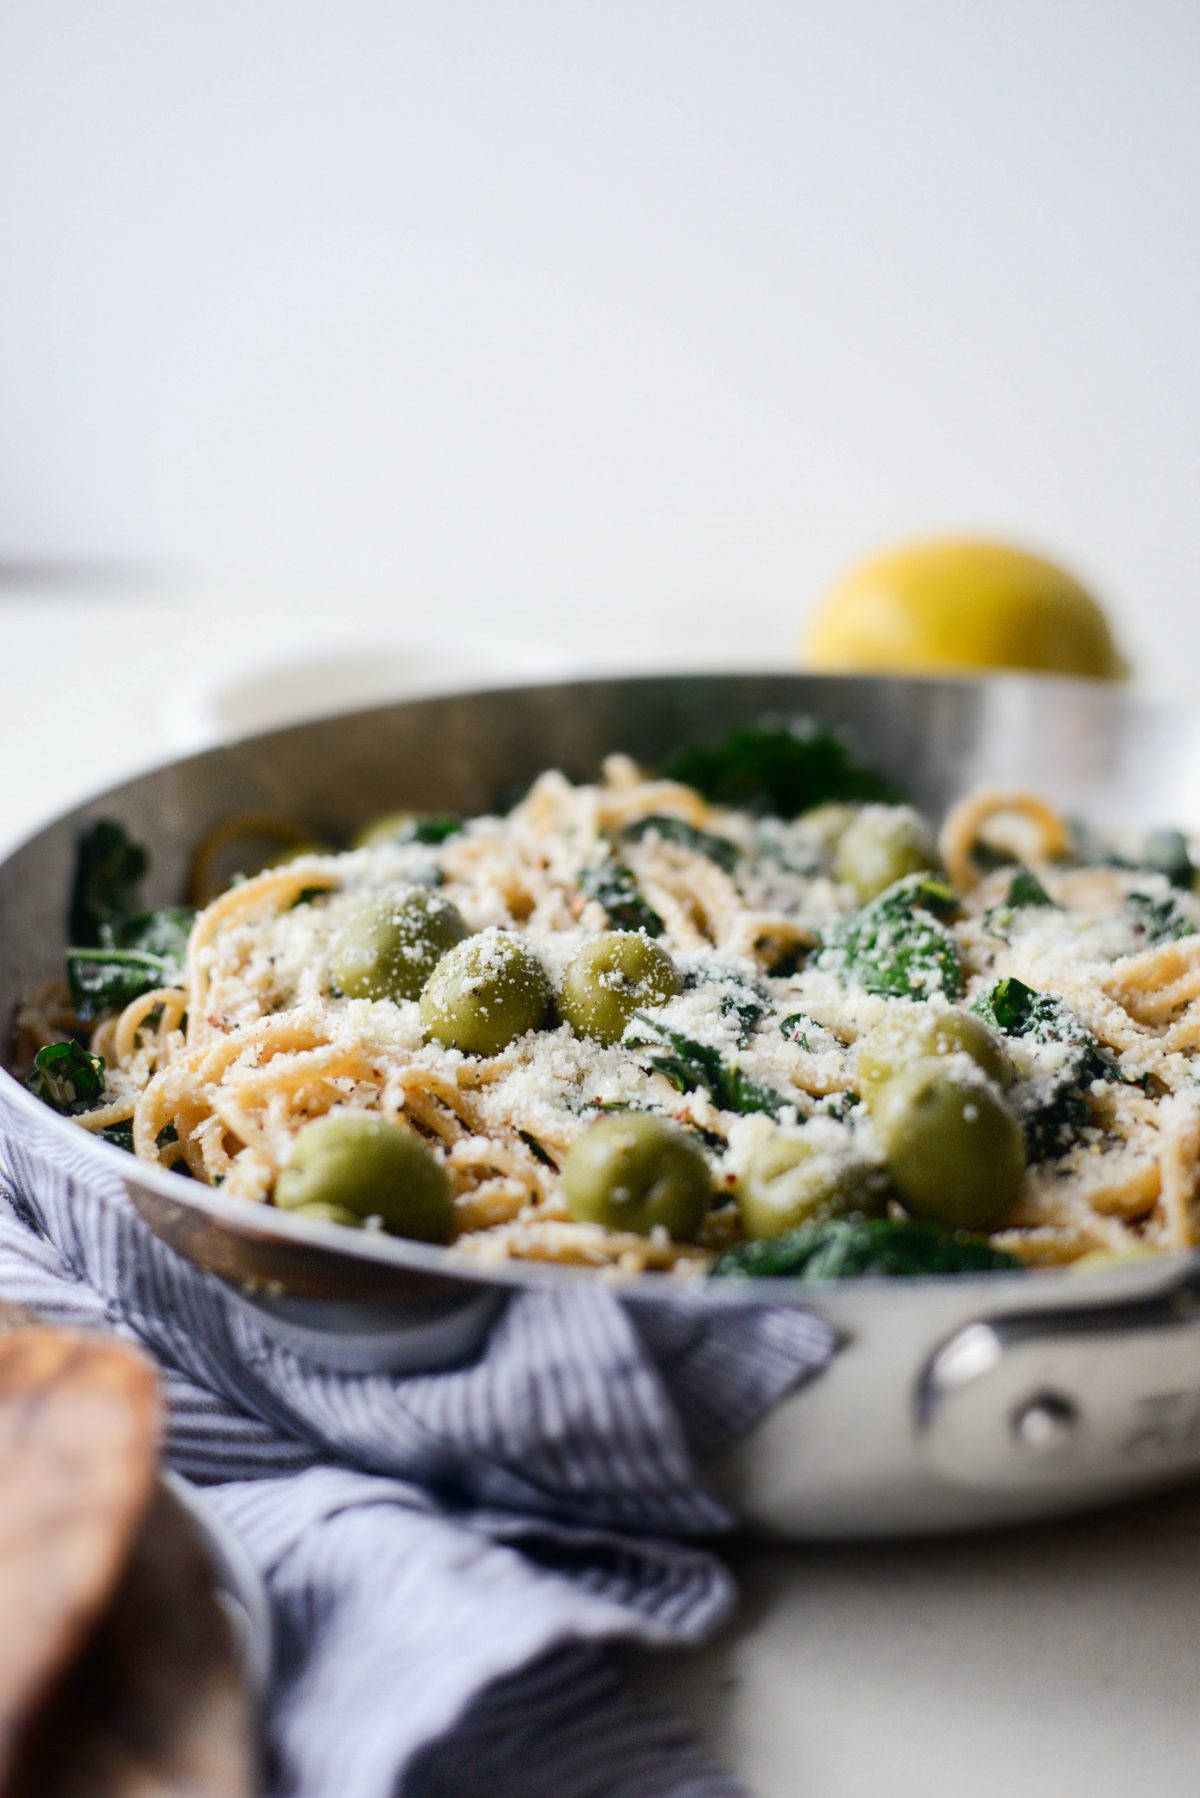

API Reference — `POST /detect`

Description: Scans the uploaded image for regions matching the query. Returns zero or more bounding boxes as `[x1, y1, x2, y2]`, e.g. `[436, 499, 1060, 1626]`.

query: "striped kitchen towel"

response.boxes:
[0, 1112, 833, 1798]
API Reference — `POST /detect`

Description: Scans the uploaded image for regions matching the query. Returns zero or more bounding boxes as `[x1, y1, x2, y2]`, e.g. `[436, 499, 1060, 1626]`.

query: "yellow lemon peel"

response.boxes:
[803, 538, 1128, 681]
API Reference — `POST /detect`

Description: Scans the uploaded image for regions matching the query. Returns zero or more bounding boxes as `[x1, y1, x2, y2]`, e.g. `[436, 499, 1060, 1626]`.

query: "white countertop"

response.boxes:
[626, 1485, 1200, 1796]
[5, 581, 1200, 1795]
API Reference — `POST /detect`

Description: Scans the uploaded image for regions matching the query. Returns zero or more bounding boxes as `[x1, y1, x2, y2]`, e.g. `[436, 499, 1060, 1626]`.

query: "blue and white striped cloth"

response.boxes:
[0, 1103, 833, 1798]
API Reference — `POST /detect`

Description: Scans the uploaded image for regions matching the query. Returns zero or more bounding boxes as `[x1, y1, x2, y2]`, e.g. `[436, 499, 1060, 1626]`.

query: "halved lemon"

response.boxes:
[803, 538, 1128, 681]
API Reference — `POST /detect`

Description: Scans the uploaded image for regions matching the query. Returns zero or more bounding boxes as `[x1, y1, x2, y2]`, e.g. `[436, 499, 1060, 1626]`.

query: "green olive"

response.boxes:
[352, 811, 419, 849]
[275, 1113, 454, 1242]
[286, 1199, 363, 1229]
[735, 1133, 886, 1240]
[264, 839, 327, 869]
[800, 803, 858, 852]
[871, 1066, 1025, 1232]
[420, 929, 551, 1055]
[331, 890, 469, 1003]
[857, 1008, 1013, 1107]
[351, 811, 461, 849]
[834, 806, 938, 902]
[562, 1113, 711, 1240]
[559, 931, 682, 1046]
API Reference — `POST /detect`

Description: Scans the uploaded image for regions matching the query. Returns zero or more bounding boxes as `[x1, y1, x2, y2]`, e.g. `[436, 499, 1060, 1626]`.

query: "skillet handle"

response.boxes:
[919, 1274, 1200, 1492]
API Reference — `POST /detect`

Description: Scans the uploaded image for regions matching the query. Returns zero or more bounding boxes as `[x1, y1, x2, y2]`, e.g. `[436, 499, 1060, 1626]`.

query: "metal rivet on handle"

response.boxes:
[1012, 1392, 1078, 1452]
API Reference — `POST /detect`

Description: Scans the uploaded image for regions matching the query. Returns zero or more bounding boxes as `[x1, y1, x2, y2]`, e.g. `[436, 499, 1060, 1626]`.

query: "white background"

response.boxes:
[4, 8, 1200, 1794]
[2, 1, 1199, 686]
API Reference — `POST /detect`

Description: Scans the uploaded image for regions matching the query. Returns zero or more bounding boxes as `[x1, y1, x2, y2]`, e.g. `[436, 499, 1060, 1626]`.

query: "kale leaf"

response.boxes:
[780, 1011, 816, 1049]
[27, 1041, 107, 1113]
[710, 1217, 1022, 1280]
[1005, 865, 1054, 908]
[1018, 1081, 1092, 1163]
[1074, 824, 1195, 892]
[629, 1014, 789, 1117]
[683, 963, 770, 1044]
[970, 976, 1126, 1083]
[586, 1097, 726, 1149]
[66, 905, 194, 1022]
[816, 875, 961, 1001]
[579, 859, 664, 936]
[620, 815, 740, 873]
[967, 840, 1011, 874]
[1139, 828, 1195, 890]
[816, 1090, 861, 1122]
[1126, 891, 1196, 947]
[970, 975, 1132, 1162]
[99, 1120, 135, 1152]
[662, 717, 897, 817]
[517, 1128, 558, 1168]
[401, 815, 463, 846]
[69, 820, 148, 946]
[64, 821, 193, 1020]
[983, 864, 1057, 941]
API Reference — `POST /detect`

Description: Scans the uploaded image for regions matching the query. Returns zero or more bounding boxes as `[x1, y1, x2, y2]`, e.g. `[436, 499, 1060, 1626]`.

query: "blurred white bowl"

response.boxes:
[168, 630, 577, 750]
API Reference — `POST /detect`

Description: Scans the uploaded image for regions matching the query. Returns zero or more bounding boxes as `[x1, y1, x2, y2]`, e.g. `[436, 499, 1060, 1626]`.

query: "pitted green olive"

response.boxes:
[871, 1066, 1025, 1232]
[834, 806, 938, 902]
[286, 1199, 363, 1229]
[352, 811, 461, 850]
[352, 811, 420, 849]
[562, 1112, 711, 1240]
[735, 1134, 886, 1240]
[275, 1112, 454, 1242]
[559, 931, 682, 1045]
[800, 803, 858, 853]
[857, 1008, 1013, 1106]
[419, 929, 551, 1055]
[331, 890, 469, 1003]
[264, 839, 327, 869]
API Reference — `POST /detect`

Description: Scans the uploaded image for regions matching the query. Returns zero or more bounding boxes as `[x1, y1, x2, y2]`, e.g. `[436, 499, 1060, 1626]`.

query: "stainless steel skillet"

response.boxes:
[4, 671, 1200, 1539]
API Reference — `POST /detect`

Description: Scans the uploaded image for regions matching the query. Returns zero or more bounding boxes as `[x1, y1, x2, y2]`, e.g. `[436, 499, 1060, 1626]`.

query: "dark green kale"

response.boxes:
[628, 1014, 789, 1117]
[710, 1217, 1022, 1280]
[816, 1090, 861, 1122]
[620, 815, 740, 873]
[27, 1041, 107, 1113]
[63, 821, 194, 1020]
[967, 840, 1011, 874]
[661, 717, 897, 817]
[69, 820, 148, 946]
[110, 907, 194, 961]
[1073, 824, 1195, 892]
[970, 976, 1126, 1083]
[66, 905, 194, 1022]
[983, 864, 1057, 941]
[1139, 828, 1194, 891]
[1004, 865, 1055, 909]
[816, 875, 961, 1001]
[1018, 1081, 1092, 1163]
[400, 815, 463, 846]
[98, 1120, 135, 1152]
[586, 1097, 725, 1150]
[683, 964, 770, 1044]
[780, 1011, 816, 1050]
[1125, 891, 1196, 947]
[970, 976, 1133, 1162]
[579, 860, 664, 936]
[517, 1128, 558, 1168]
